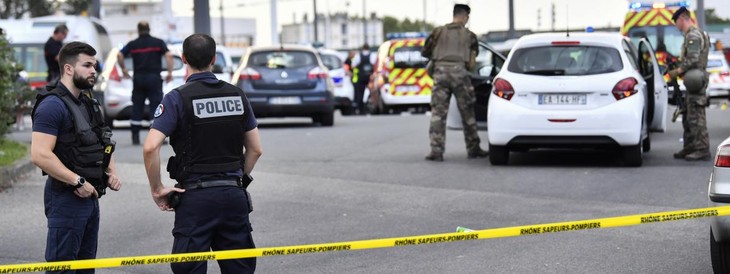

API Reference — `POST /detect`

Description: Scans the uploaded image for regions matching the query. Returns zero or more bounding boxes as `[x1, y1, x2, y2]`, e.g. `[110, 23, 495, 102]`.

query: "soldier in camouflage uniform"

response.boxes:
[668, 7, 711, 161]
[421, 4, 488, 162]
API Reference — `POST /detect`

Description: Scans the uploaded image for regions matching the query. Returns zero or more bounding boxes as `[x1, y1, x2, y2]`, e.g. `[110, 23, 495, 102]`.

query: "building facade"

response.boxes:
[281, 12, 383, 50]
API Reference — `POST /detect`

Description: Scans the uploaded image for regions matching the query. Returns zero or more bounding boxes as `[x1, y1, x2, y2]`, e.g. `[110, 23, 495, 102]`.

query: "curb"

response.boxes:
[0, 157, 37, 192]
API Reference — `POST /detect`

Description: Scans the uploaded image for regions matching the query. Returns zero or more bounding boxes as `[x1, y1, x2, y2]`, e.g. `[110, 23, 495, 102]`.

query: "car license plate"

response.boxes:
[538, 94, 587, 105]
[394, 85, 420, 93]
[269, 96, 301, 105]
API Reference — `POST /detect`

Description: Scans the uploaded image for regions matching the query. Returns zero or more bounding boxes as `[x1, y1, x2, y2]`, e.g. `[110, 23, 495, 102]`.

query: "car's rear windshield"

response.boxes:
[507, 45, 623, 76]
[392, 46, 428, 68]
[708, 58, 725, 69]
[249, 51, 317, 69]
[320, 54, 343, 70]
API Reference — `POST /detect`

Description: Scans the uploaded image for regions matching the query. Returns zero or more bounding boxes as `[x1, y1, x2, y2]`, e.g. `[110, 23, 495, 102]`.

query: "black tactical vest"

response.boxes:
[167, 80, 249, 182]
[356, 52, 373, 83]
[32, 86, 113, 195]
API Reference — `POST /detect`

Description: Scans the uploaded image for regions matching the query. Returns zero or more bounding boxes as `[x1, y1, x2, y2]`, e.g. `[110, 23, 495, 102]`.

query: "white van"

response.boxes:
[0, 15, 113, 89]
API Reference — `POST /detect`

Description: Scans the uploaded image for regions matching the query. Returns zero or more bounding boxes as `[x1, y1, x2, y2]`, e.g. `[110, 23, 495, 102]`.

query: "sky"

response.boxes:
[173, 0, 730, 45]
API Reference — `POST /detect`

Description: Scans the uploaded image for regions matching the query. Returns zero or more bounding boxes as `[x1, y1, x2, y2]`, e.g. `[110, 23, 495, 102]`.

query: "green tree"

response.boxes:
[382, 16, 435, 40]
[63, 0, 88, 16]
[0, 31, 26, 137]
[0, 0, 57, 19]
[706, 8, 730, 24]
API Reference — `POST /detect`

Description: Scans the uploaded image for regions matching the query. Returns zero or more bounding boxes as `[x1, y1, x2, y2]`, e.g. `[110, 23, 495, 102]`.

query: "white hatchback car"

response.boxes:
[487, 33, 668, 166]
[709, 137, 730, 272]
[318, 48, 355, 115]
[94, 47, 187, 127]
[707, 52, 730, 98]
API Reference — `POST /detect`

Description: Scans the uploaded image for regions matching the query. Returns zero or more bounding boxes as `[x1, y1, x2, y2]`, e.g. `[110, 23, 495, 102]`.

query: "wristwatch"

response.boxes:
[74, 176, 86, 189]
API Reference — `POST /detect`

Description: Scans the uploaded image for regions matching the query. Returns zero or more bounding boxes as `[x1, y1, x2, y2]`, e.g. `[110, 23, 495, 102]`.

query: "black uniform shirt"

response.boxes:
[120, 34, 169, 74]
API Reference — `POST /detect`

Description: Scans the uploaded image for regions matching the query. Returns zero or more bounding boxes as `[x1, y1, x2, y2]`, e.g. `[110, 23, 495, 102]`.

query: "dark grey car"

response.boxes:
[232, 45, 335, 126]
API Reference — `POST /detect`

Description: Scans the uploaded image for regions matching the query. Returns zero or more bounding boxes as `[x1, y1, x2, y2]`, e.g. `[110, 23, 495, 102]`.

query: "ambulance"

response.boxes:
[368, 32, 433, 114]
[622, 1, 696, 103]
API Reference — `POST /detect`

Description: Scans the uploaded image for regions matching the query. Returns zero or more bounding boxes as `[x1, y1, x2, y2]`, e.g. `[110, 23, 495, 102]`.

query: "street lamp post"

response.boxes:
[220, 0, 226, 46]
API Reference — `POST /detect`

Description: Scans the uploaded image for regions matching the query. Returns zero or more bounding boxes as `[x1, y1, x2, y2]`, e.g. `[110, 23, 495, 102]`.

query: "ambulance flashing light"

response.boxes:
[629, 1, 690, 11]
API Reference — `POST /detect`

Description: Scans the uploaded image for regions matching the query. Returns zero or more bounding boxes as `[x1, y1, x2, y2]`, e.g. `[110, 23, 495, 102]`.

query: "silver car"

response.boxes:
[709, 136, 730, 272]
[94, 47, 186, 128]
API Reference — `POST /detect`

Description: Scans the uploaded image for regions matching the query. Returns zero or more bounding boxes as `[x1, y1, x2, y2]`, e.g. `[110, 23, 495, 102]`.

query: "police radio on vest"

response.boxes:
[193, 96, 245, 119]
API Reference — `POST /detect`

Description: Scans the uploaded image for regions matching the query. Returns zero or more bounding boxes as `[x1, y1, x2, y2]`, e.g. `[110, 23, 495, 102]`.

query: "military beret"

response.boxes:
[672, 6, 689, 22]
[454, 4, 471, 15]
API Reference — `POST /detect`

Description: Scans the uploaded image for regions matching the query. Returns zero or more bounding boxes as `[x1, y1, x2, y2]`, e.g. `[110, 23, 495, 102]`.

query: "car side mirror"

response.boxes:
[212, 64, 224, 74]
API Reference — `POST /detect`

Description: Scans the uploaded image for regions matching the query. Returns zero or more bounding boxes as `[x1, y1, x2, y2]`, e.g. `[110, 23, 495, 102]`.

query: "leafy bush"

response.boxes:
[0, 30, 32, 138]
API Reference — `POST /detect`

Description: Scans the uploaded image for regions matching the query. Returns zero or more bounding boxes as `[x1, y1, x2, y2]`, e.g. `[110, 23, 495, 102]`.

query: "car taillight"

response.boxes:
[239, 67, 261, 80]
[721, 71, 730, 77]
[612, 77, 638, 100]
[716, 145, 730, 167]
[109, 66, 121, 82]
[493, 78, 515, 100]
[308, 67, 328, 79]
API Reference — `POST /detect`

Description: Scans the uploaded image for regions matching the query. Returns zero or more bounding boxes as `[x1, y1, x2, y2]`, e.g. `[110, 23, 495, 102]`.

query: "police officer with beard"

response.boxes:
[422, 4, 488, 161]
[31, 41, 122, 273]
[143, 34, 262, 274]
[667, 7, 711, 161]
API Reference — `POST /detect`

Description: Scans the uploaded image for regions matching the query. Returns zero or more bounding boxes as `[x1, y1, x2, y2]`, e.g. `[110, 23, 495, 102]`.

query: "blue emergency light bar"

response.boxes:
[386, 32, 429, 40]
[629, 1, 690, 10]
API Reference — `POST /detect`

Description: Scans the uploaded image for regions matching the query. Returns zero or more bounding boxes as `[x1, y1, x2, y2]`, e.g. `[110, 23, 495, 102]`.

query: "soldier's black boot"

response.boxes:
[467, 149, 489, 159]
[673, 149, 689, 159]
[425, 152, 443, 162]
[685, 151, 711, 161]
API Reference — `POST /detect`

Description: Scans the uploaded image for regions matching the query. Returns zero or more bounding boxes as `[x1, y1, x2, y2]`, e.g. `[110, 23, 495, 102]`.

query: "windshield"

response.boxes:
[508, 46, 624, 76]
[628, 25, 683, 57]
[13, 44, 48, 83]
[249, 51, 317, 69]
[320, 54, 343, 70]
[708, 58, 725, 69]
[391, 46, 428, 68]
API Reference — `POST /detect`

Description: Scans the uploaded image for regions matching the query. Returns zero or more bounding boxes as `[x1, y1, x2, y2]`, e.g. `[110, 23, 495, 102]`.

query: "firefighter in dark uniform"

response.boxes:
[351, 44, 374, 115]
[117, 21, 173, 145]
[31, 41, 121, 273]
[142, 34, 262, 274]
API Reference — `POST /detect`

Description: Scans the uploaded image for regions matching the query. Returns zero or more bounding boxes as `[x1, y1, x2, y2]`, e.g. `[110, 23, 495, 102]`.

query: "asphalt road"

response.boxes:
[2, 103, 729, 273]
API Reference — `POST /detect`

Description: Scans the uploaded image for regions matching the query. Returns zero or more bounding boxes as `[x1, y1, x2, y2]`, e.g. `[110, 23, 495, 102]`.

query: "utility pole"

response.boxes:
[537, 8, 541, 30]
[508, 0, 515, 39]
[313, 0, 319, 43]
[697, 0, 706, 30]
[91, 0, 101, 18]
[271, 0, 279, 44]
[551, 2, 556, 31]
[422, 0, 427, 32]
[220, 0, 225, 46]
[362, 0, 367, 46]
[193, 0, 211, 35]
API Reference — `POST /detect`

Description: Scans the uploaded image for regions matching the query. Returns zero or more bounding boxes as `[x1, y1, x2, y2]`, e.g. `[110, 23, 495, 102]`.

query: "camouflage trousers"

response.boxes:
[681, 93, 710, 153]
[429, 65, 481, 154]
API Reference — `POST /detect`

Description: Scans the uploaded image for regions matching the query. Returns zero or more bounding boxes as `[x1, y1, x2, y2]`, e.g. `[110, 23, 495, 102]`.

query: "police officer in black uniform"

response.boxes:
[351, 44, 374, 115]
[31, 41, 121, 273]
[117, 21, 173, 145]
[142, 34, 262, 274]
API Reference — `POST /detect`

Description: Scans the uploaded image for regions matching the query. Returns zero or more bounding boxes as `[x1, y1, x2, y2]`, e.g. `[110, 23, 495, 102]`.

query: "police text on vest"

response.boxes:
[193, 96, 245, 118]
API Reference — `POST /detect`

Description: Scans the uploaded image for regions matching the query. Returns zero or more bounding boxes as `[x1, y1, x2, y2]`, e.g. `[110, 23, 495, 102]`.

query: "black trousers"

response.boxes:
[131, 73, 163, 135]
[353, 82, 368, 114]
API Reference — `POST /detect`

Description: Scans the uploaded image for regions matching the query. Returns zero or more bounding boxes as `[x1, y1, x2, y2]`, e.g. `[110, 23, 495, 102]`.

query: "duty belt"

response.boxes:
[180, 179, 241, 190]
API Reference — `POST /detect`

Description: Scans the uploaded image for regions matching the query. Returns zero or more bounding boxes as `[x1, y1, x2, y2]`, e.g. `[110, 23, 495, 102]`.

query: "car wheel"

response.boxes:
[489, 144, 509, 165]
[642, 136, 651, 152]
[712, 228, 730, 274]
[320, 112, 334, 127]
[622, 143, 643, 167]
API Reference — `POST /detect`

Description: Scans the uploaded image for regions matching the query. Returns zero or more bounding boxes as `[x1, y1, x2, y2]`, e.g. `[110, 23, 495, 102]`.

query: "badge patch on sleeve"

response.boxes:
[154, 104, 165, 118]
[687, 39, 700, 51]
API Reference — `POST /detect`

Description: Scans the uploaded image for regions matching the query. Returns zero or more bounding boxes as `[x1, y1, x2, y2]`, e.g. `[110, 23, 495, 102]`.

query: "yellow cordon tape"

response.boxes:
[1, 205, 728, 273]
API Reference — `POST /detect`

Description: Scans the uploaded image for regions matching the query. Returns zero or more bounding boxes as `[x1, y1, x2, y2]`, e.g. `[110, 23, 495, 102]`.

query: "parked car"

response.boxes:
[708, 52, 730, 98]
[0, 15, 113, 90]
[486, 32, 668, 166]
[709, 137, 730, 273]
[318, 48, 354, 115]
[231, 44, 335, 126]
[94, 47, 187, 127]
